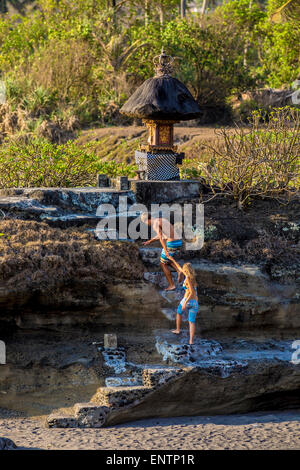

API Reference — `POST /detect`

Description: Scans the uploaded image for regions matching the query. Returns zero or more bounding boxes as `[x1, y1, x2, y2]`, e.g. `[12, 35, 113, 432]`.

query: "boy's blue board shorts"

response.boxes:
[160, 240, 182, 265]
[177, 298, 199, 323]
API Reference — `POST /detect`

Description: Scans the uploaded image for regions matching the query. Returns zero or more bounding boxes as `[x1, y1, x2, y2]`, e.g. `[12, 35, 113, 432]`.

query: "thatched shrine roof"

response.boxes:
[120, 49, 201, 121]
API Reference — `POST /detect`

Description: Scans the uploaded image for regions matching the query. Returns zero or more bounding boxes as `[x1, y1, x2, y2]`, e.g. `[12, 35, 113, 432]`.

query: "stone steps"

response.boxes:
[142, 367, 183, 387]
[0, 187, 137, 229]
[91, 385, 153, 408]
[47, 366, 185, 428]
[139, 247, 162, 267]
[0, 201, 138, 229]
[105, 376, 143, 387]
[47, 412, 81, 428]
[42, 213, 107, 228]
[0, 197, 60, 217]
[46, 336, 299, 429]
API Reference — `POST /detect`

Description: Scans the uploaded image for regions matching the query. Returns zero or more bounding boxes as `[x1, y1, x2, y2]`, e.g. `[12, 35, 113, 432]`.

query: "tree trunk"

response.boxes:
[243, 39, 249, 68]
[159, 2, 164, 25]
[145, 0, 150, 26]
[201, 0, 208, 16]
[181, 0, 186, 18]
[111, 0, 117, 29]
[243, 1, 253, 69]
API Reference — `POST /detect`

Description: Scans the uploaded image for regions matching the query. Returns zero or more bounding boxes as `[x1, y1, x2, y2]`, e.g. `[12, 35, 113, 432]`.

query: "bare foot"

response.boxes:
[171, 329, 181, 334]
[165, 285, 176, 291]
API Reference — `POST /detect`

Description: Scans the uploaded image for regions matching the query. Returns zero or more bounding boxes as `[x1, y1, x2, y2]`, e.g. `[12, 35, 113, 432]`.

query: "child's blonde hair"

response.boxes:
[182, 263, 197, 287]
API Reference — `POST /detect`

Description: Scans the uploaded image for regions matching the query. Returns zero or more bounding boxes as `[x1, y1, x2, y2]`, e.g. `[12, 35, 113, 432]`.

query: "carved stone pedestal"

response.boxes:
[135, 151, 183, 181]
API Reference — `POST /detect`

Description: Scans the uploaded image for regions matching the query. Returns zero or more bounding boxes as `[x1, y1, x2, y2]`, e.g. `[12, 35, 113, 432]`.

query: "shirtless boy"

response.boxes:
[141, 212, 183, 291]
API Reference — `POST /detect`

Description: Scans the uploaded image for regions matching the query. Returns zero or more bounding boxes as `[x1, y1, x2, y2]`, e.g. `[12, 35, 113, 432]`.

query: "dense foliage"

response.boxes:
[0, 0, 299, 131]
[0, 137, 138, 187]
[0, 1, 299, 195]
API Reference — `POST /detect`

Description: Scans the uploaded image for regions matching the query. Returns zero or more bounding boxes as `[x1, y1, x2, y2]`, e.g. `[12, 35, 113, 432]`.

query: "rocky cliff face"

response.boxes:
[141, 248, 300, 334]
[0, 189, 299, 423]
[1, 236, 298, 335]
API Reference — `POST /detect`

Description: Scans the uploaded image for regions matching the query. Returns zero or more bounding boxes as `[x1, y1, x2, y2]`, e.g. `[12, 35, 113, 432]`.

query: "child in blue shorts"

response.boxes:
[167, 258, 199, 345]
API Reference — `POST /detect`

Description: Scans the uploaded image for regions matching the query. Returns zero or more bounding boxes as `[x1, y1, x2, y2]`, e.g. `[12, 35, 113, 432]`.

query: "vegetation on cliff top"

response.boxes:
[0, 1, 298, 208]
[0, 108, 298, 211]
[0, 137, 138, 187]
[0, 0, 299, 135]
[181, 107, 300, 208]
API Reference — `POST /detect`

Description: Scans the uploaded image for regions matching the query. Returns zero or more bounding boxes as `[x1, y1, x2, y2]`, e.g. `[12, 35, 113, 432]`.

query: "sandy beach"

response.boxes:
[0, 408, 299, 450]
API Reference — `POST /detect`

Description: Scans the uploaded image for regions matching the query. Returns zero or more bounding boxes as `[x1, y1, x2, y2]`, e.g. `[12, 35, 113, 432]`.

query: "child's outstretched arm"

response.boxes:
[143, 235, 160, 246]
[166, 254, 184, 273]
[144, 220, 164, 246]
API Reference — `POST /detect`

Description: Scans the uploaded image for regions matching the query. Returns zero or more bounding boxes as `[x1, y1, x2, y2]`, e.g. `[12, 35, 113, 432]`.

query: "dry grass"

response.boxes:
[76, 128, 146, 164]
[0, 220, 144, 292]
[0, 104, 29, 140]
[21, 38, 95, 103]
[36, 116, 80, 144]
[75, 126, 224, 164]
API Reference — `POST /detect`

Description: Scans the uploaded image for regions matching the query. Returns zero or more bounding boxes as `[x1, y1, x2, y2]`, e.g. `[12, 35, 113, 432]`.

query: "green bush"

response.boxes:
[0, 137, 137, 188]
[180, 107, 300, 208]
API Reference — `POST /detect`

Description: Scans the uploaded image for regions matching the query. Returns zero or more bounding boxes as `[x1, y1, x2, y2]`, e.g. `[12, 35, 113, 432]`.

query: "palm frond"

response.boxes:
[271, 0, 300, 23]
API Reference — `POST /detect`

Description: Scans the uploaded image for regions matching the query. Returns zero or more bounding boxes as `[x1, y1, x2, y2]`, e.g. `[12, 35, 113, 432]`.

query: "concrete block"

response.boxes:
[112, 176, 129, 191]
[129, 180, 203, 204]
[104, 333, 118, 349]
[97, 174, 110, 188]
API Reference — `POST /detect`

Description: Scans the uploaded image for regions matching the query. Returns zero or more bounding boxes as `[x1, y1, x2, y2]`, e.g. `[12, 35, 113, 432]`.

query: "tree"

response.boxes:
[261, 0, 300, 86]
[0, 0, 8, 13]
[131, 0, 179, 26]
[160, 18, 256, 118]
[201, 0, 208, 15]
[271, 0, 300, 78]
[144, 0, 149, 25]
[217, 0, 266, 70]
[94, 35, 148, 75]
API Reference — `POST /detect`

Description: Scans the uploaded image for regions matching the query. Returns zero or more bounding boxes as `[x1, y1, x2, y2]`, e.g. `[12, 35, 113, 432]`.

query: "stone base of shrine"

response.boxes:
[134, 150, 184, 181]
[129, 179, 204, 204]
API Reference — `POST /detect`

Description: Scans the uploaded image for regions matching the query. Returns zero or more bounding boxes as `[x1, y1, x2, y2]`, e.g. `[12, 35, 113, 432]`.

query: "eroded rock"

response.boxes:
[74, 403, 110, 428]
[47, 413, 79, 428]
[0, 437, 17, 450]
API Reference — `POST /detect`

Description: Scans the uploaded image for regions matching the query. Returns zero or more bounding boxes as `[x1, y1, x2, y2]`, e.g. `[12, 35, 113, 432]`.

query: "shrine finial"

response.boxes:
[153, 48, 174, 77]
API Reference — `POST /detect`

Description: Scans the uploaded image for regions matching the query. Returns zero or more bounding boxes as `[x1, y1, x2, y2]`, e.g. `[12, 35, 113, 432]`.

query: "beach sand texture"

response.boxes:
[0, 408, 299, 450]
